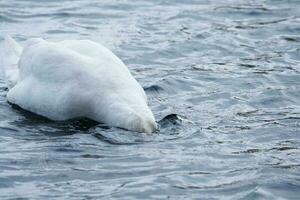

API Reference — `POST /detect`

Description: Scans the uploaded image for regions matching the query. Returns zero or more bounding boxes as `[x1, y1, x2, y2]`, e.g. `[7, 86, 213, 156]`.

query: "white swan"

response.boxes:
[1, 36, 157, 133]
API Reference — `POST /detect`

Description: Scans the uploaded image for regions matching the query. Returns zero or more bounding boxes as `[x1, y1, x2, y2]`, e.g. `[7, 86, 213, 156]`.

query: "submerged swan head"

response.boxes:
[92, 106, 158, 133]
[90, 91, 158, 133]
[126, 111, 158, 133]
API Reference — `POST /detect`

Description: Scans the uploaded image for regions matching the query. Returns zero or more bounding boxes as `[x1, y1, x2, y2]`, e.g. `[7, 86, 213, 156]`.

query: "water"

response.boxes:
[0, 0, 300, 199]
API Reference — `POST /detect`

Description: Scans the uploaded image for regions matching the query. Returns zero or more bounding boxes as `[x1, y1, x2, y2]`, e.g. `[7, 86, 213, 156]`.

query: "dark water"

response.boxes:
[0, 0, 300, 199]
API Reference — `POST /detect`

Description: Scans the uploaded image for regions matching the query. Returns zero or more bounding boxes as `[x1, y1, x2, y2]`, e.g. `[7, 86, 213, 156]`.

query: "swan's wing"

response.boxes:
[59, 39, 130, 72]
[58, 39, 146, 100]
[7, 77, 87, 120]
[7, 40, 91, 120]
[18, 40, 90, 83]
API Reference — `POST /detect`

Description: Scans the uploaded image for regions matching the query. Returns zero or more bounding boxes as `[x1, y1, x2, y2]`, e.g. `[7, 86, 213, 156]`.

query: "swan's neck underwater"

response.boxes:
[89, 96, 158, 133]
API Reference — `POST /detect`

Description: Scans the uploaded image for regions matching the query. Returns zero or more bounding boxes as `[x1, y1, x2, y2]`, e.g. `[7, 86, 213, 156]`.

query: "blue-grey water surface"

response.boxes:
[0, 0, 300, 199]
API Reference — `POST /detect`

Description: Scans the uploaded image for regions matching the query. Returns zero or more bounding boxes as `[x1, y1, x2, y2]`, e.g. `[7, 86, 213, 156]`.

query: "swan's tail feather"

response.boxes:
[1, 35, 22, 88]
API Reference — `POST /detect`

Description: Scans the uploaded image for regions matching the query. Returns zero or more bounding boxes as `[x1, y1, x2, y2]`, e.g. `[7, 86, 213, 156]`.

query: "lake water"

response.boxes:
[0, 0, 300, 199]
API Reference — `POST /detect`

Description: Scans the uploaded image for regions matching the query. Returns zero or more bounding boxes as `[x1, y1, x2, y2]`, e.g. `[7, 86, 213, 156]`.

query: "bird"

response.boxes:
[1, 35, 157, 133]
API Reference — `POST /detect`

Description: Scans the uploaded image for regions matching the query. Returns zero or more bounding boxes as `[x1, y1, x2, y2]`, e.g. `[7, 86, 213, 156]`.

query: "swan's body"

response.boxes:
[2, 36, 157, 133]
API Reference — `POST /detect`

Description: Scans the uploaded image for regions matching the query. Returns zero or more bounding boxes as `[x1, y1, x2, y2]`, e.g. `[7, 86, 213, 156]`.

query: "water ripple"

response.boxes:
[0, 0, 300, 199]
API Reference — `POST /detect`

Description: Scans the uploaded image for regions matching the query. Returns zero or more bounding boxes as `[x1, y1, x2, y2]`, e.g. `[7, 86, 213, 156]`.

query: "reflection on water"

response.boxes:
[0, 0, 300, 199]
